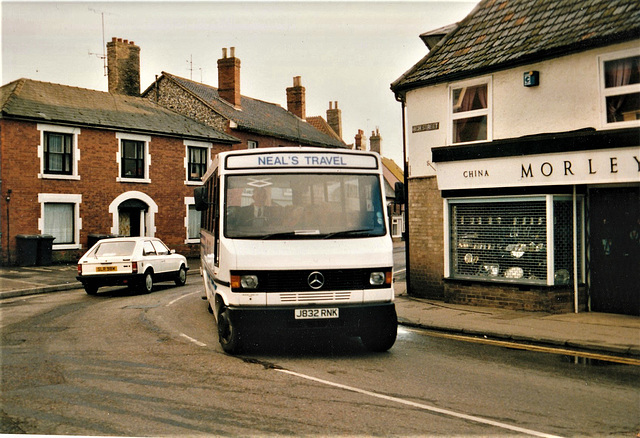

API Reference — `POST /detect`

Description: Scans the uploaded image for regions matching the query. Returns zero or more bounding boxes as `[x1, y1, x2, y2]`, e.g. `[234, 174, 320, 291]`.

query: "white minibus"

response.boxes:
[195, 147, 397, 354]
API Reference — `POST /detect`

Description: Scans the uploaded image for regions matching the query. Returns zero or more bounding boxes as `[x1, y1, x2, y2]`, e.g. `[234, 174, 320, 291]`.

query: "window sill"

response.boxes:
[185, 180, 204, 186]
[117, 177, 151, 184]
[39, 174, 80, 181]
[185, 238, 200, 244]
[53, 244, 82, 250]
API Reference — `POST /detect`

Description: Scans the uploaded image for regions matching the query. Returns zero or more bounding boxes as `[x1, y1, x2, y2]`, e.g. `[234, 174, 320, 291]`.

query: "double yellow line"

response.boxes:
[411, 328, 640, 366]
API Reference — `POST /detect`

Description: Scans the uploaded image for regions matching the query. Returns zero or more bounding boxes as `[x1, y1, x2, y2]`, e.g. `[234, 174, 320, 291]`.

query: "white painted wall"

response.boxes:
[403, 40, 640, 179]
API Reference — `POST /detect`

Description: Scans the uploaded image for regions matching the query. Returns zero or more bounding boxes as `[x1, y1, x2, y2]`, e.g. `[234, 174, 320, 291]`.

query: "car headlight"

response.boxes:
[370, 271, 391, 286]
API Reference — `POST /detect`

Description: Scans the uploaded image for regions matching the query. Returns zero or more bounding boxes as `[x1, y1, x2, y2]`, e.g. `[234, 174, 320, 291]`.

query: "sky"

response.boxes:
[1, 1, 478, 165]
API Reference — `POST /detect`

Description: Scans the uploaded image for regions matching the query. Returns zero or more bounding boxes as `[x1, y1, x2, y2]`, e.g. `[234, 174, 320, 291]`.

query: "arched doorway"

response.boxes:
[118, 199, 148, 237]
[109, 191, 158, 237]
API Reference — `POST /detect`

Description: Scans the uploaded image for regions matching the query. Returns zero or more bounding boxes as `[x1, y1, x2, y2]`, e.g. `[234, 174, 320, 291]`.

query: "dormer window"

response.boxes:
[450, 78, 491, 144]
[600, 50, 640, 126]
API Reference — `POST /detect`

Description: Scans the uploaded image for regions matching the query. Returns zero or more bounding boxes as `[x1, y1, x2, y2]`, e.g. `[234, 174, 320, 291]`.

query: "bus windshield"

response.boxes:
[224, 173, 386, 239]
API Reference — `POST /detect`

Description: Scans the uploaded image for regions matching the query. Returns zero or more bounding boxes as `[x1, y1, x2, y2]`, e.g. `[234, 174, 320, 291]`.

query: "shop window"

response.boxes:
[450, 79, 491, 144]
[600, 50, 640, 125]
[447, 196, 584, 285]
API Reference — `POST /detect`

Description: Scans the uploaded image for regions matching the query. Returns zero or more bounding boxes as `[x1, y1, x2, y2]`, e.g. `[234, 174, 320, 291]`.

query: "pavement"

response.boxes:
[1, 257, 639, 360]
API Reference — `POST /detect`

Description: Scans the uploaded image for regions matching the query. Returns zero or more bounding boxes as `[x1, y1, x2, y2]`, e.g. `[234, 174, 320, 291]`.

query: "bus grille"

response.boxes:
[231, 268, 388, 292]
[279, 291, 352, 303]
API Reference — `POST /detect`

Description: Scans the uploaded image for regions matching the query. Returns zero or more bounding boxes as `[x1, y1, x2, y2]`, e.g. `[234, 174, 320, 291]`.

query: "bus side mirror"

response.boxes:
[194, 186, 209, 211]
[394, 182, 406, 205]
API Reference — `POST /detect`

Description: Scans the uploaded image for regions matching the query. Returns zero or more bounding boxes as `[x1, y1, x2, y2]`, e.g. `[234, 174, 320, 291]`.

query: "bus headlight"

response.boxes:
[230, 274, 258, 290]
[370, 271, 391, 286]
[241, 275, 259, 289]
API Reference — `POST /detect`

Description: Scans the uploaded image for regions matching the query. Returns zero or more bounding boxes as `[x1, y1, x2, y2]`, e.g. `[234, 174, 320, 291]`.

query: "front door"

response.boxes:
[589, 187, 640, 315]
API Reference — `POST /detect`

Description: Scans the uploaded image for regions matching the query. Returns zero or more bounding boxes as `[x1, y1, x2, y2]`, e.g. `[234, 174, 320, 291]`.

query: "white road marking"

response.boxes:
[276, 369, 563, 438]
[167, 291, 200, 307]
[179, 333, 207, 347]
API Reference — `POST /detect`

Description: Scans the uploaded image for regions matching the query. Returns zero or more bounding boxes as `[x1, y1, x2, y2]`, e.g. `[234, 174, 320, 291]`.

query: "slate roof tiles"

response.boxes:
[159, 72, 346, 149]
[0, 78, 240, 143]
[392, 0, 640, 92]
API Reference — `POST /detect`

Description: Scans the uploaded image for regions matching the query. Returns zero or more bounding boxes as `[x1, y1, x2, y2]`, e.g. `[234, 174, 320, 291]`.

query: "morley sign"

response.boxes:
[436, 146, 640, 190]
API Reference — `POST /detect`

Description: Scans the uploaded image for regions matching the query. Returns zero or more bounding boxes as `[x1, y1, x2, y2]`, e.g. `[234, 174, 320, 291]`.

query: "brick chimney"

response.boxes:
[286, 76, 306, 120]
[354, 129, 367, 151]
[326, 101, 342, 140]
[218, 47, 241, 107]
[107, 37, 140, 96]
[369, 128, 381, 154]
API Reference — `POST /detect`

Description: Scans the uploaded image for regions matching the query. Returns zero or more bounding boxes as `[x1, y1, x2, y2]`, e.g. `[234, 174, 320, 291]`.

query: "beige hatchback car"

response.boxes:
[76, 237, 188, 295]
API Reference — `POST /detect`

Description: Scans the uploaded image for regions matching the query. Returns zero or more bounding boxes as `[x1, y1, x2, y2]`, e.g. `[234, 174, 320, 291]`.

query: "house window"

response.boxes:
[117, 133, 151, 183]
[37, 124, 80, 180]
[447, 196, 584, 285]
[44, 132, 73, 175]
[188, 146, 208, 181]
[450, 79, 490, 144]
[38, 193, 82, 250]
[185, 198, 201, 243]
[601, 50, 640, 125]
[247, 140, 258, 149]
[121, 140, 145, 178]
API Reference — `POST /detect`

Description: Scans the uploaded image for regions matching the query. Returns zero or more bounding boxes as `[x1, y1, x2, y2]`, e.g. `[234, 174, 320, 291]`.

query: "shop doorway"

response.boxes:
[589, 187, 639, 316]
[118, 199, 148, 237]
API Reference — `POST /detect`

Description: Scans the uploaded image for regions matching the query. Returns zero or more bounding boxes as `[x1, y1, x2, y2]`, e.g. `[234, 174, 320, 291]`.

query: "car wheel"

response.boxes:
[218, 307, 242, 354]
[84, 284, 98, 295]
[142, 271, 154, 293]
[360, 313, 397, 353]
[174, 265, 187, 286]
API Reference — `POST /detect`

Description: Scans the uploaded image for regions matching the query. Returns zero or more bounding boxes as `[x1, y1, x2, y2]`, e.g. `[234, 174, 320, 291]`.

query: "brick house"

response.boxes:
[0, 41, 239, 264]
[391, 0, 639, 314]
[142, 47, 347, 150]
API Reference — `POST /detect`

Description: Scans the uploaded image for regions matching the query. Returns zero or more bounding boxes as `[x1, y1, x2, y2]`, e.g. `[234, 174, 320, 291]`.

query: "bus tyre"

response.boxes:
[218, 307, 242, 354]
[361, 317, 397, 352]
[175, 265, 187, 286]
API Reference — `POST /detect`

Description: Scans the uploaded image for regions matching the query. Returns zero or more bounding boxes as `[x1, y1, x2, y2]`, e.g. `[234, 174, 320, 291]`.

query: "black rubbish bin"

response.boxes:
[16, 235, 39, 266]
[38, 235, 55, 266]
[87, 233, 117, 249]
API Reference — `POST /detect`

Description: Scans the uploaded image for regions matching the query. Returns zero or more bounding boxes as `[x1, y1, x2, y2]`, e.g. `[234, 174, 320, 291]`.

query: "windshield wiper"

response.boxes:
[322, 228, 375, 239]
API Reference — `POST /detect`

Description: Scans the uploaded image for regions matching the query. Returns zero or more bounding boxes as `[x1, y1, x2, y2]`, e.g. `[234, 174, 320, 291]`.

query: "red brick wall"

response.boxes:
[0, 119, 230, 264]
[407, 176, 445, 299]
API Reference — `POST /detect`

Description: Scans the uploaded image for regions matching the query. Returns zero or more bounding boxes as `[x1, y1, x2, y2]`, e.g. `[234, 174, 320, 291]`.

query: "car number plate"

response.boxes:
[96, 266, 117, 272]
[294, 308, 339, 320]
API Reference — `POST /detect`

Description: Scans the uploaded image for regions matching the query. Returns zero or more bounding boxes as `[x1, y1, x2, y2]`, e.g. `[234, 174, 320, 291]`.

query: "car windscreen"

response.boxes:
[224, 173, 386, 239]
[94, 241, 136, 257]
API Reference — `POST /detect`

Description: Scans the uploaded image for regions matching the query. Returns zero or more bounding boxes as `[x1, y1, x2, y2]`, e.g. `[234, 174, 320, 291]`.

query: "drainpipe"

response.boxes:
[396, 92, 410, 295]
[573, 185, 578, 313]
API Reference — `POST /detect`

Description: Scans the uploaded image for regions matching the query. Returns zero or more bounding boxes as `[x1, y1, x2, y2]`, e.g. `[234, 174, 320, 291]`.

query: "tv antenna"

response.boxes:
[88, 12, 107, 76]
[186, 56, 203, 82]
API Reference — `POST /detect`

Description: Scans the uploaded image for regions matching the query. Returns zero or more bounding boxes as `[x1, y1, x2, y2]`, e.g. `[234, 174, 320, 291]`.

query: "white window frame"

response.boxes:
[37, 124, 81, 180]
[184, 139, 212, 186]
[38, 193, 82, 250]
[116, 133, 151, 183]
[184, 197, 201, 243]
[598, 47, 640, 129]
[247, 140, 258, 149]
[448, 77, 492, 145]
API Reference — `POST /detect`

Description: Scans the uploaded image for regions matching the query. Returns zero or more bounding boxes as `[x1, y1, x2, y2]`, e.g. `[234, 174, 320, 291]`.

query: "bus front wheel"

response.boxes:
[360, 315, 397, 353]
[218, 307, 242, 354]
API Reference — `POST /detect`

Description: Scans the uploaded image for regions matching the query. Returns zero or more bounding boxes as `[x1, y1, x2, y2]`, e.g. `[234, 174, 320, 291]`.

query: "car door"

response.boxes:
[141, 240, 165, 275]
[151, 239, 177, 274]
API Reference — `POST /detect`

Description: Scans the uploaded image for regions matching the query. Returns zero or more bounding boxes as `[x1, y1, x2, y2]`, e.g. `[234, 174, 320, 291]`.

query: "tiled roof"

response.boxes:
[306, 116, 342, 142]
[392, 0, 640, 92]
[381, 157, 404, 182]
[0, 78, 240, 143]
[159, 73, 347, 149]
